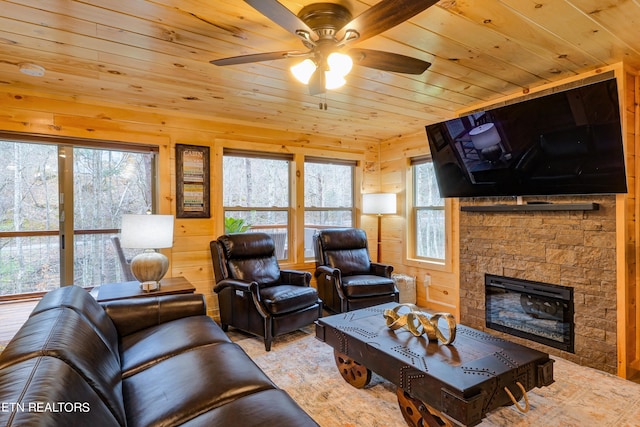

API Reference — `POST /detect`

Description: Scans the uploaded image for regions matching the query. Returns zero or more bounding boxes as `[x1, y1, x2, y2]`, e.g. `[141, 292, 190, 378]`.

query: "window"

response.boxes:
[223, 150, 291, 260]
[0, 137, 156, 297]
[304, 158, 355, 258]
[411, 157, 446, 261]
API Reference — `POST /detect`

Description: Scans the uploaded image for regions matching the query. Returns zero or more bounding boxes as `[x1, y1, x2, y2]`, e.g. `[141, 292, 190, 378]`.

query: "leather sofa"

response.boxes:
[0, 285, 318, 427]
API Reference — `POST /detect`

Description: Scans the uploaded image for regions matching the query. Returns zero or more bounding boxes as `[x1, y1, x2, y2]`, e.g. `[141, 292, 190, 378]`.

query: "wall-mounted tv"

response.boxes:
[425, 78, 627, 198]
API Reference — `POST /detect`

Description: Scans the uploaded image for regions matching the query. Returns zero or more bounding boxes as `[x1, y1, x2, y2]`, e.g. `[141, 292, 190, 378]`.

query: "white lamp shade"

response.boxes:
[120, 214, 174, 249]
[362, 193, 397, 215]
[469, 123, 501, 149]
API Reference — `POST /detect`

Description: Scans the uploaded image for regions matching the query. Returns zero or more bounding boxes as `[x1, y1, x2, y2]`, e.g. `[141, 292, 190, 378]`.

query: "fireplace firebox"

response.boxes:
[485, 274, 574, 352]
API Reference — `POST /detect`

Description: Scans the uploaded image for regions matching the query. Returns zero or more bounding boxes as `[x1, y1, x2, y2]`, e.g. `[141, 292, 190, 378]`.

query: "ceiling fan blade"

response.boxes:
[244, 0, 318, 42]
[349, 49, 431, 74]
[336, 0, 439, 45]
[211, 51, 296, 66]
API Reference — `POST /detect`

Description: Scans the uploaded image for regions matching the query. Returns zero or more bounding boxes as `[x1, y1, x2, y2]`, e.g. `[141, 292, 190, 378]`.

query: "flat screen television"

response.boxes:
[425, 78, 627, 198]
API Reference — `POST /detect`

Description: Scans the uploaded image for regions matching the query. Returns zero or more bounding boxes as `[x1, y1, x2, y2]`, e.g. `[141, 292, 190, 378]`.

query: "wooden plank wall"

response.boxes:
[377, 132, 460, 318]
[0, 87, 377, 319]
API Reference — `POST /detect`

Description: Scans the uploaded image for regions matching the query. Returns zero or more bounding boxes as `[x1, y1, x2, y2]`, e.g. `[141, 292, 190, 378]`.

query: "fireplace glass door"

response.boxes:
[485, 274, 574, 352]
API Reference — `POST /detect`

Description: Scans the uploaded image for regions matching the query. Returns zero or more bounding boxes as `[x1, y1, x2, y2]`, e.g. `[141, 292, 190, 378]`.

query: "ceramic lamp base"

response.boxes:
[130, 249, 169, 292]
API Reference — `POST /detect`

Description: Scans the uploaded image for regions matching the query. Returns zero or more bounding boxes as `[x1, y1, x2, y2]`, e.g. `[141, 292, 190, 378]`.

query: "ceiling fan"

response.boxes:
[211, 0, 438, 95]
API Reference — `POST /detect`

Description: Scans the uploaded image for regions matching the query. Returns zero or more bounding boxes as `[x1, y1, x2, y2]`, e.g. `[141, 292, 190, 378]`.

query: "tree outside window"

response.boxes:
[222, 152, 290, 260]
[413, 160, 445, 260]
[304, 160, 355, 258]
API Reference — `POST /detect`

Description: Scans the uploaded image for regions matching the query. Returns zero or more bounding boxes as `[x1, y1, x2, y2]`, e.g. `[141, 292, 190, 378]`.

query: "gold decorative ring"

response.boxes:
[383, 303, 457, 345]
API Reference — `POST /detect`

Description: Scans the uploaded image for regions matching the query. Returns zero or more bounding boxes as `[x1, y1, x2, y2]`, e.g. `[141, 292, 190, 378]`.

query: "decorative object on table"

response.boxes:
[362, 192, 396, 263]
[120, 214, 174, 292]
[383, 303, 456, 345]
[176, 144, 210, 218]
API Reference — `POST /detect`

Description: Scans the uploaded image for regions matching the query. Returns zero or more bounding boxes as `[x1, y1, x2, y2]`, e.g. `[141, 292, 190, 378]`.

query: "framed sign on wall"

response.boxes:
[175, 144, 210, 218]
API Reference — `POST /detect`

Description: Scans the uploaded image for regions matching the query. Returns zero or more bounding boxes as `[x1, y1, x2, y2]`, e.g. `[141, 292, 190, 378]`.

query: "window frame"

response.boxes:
[303, 156, 357, 259]
[406, 156, 452, 271]
[215, 142, 364, 265]
[0, 132, 159, 297]
[222, 149, 293, 261]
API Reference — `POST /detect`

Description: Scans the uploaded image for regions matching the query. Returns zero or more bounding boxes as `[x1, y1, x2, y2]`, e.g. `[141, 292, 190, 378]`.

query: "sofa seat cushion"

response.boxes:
[120, 315, 232, 378]
[123, 342, 277, 427]
[341, 275, 396, 297]
[0, 357, 122, 427]
[260, 285, 318, 315]
[178, 389, 319, 427]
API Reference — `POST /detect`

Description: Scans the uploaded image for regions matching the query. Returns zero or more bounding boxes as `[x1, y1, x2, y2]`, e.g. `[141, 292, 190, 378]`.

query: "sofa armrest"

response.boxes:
[280, 270, 311, 286]
[370, 262, 394, 278]
[101, 293, 206, 337]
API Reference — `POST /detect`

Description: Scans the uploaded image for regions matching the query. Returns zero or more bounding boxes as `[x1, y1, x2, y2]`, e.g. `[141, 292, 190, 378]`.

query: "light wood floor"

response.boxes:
[0, 299, 39, 344]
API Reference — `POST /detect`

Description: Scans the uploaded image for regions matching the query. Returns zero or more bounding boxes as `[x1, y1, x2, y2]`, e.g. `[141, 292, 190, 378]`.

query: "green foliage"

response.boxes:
[224, 217, 251, 233]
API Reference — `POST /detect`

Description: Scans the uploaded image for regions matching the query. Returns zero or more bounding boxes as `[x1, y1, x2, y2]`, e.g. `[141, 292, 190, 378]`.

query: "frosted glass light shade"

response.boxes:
[327, 52, 353, 76]
[363, 193, 397, 215]
[120, 214, 174, 249]
[291, 59, 317, 84]
[325, 71, 347, 89]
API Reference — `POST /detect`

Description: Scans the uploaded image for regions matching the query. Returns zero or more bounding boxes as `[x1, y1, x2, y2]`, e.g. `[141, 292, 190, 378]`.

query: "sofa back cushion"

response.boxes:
[30, 284, 119, 353]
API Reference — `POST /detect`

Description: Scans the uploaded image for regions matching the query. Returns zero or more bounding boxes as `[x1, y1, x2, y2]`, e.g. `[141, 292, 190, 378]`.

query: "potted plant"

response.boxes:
[224, 217, 251, 233]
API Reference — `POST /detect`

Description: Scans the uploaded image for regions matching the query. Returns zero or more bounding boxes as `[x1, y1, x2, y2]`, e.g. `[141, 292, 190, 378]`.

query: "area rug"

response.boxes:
[234, 328, 640, 427]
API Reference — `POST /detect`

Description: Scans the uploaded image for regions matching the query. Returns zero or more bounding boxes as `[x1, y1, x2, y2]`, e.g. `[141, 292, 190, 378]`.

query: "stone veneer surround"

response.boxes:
[459, 195, 617, 374]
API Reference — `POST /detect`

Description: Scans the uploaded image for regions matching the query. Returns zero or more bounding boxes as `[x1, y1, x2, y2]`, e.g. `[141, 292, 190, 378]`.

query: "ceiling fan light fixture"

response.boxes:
[325, 71, 347, 90]
[291, 59, 317, 84]
[327, 52, 353, 77]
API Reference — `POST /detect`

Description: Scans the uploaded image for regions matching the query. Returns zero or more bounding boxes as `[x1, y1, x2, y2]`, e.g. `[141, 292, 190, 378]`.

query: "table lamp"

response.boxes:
[120, 214, 174, 291]
[362, 193, 397, 263]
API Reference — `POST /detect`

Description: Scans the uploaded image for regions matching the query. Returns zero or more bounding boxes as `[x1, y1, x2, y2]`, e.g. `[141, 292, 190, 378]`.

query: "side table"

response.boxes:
[94, 276, 196, 302]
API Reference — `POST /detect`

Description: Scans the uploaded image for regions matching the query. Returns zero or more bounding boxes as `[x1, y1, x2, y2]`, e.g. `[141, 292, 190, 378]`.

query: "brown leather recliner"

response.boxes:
[314, 228, 399, 313]
[211, 232, 322, 351]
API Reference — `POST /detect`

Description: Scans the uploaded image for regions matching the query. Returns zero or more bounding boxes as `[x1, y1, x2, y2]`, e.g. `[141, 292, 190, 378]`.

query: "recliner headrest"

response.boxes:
[218, 233, 275, 259]
[317, 228, 367, 251]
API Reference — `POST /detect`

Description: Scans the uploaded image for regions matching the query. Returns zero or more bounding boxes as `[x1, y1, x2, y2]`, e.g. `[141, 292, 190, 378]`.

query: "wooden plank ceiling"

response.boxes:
[1, 0, 639, 143]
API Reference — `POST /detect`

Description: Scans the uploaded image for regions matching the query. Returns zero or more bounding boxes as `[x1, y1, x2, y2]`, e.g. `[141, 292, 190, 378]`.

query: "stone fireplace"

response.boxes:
[459, 195, 618, 374]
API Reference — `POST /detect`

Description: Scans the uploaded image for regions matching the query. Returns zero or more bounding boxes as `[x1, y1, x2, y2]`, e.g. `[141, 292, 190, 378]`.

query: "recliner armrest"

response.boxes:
[280, 270, 312, 286]
[101, 293, 206, 337]
[370, 262, 393, 278]
[213, 278, 253, 294]
[314, 265, 340, 279]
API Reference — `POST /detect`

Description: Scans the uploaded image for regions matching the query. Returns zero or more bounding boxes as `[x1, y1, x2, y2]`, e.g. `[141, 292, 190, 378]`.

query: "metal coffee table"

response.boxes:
[315, 303, 554, 426]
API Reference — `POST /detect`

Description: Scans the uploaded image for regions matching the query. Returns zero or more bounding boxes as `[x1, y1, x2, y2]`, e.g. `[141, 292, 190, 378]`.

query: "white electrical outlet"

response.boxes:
[424, 274, 431, 287]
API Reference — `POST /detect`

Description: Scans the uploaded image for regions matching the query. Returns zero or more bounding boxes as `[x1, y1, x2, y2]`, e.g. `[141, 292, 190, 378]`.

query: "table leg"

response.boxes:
[333, 350, 372, 388]
[396, 388, 453, 427]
